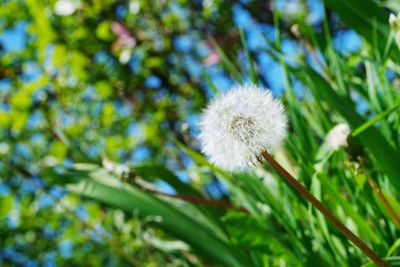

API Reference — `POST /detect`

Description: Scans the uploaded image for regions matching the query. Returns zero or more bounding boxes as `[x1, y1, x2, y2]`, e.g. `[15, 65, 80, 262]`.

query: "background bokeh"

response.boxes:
[1, 0, 400, 266]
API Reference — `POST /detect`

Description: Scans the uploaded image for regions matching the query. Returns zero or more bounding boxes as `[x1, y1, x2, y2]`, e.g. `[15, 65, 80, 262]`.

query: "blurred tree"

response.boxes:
[1, 0, 400, 266]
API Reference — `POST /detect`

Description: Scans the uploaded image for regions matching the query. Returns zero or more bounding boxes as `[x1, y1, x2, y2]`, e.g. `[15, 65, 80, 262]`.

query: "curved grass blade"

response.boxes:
[302, 69, 400, 194]
[323, 0, 400, 61]
[45, 165, 250, 267]
[209, 36, 243, 83]
[352, 103, 400, 137]
[239, 28, 257, 84]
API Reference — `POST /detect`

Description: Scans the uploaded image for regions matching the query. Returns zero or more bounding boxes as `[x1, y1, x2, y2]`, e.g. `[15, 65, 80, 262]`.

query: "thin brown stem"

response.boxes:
[368, 177, 400, 228]
[135, 181, 248, 214]
[260, 151, 387, 267]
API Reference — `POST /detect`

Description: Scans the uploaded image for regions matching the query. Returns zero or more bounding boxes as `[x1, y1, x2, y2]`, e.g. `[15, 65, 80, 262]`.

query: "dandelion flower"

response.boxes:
[199, 87, 386, 266]
[199, 84, 287, 171]
[198, 87, 386, 266]
[389, 13, 400, 28]
[326, 123, 350, 150]
[389, 13, 400, 50]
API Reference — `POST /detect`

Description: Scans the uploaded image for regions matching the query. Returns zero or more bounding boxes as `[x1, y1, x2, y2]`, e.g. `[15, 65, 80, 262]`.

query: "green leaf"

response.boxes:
[96, 20, 113, 41]
[323, 0, 400, 61]
[239, 28, 257, 84]
[387, 239, 400, 257]
[0, 195, 13, 220]
[303, 69, 400, 194]
[26, 0, 54, 62]
[224, 212, 303, 266]
[362, 256, 400, 267]
[203, 70, 219, 95]
[209, 37, 243, 83]
[45, 164, 250, 267]
[131, 163, 202, 197]
[352, 103, 400, 137]
[317, 176, 381, 244]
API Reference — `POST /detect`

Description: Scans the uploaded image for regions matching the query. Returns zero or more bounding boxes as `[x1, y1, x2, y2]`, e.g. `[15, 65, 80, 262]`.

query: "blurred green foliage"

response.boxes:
[1, 0, 400, 266]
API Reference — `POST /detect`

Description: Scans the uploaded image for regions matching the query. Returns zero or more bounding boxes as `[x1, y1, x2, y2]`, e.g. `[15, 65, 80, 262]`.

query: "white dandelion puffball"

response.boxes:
[199, 85, 288, 171]
[326, 123, 350, 150]
[389, 13, 400, 49]
[389, 13, 400, 29]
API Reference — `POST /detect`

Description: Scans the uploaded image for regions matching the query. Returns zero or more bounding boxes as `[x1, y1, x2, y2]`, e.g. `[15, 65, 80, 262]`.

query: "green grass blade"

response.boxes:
[239, 28, 257, 84]
[131, 163, 202, 197]
[362, 256, 400, 267]
[209, 37, 243, 83]
[45, 165, 250, 267]
[323, 0, 400, 61]
[302, 69, 400, 194]
[352, 103, 400, 137]
[318, 175, 381, 244]
[203, 70, 219, 94]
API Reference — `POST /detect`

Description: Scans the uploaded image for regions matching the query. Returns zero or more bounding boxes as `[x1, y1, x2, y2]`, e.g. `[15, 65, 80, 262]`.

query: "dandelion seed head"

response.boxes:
[326, 123, 350, 150]
[389, 13, 400, 28]
[199, 84, 288, 171]
[389, 13, 400, 49]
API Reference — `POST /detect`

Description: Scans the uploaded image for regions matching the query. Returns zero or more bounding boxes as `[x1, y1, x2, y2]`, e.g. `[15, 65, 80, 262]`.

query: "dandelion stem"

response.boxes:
[260, 150, 387, 267]
[134, 180, 248, 213]
[148, 188, 248, 213]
